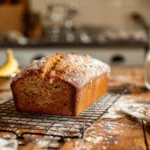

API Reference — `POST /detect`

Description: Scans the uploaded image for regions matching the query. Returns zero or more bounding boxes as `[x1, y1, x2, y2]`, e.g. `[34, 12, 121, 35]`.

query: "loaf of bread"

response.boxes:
[11, 53, 110, 116]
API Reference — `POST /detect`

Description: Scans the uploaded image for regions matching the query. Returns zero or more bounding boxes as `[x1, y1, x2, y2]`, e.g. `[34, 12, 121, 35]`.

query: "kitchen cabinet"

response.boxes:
[0, 44, 146, 67]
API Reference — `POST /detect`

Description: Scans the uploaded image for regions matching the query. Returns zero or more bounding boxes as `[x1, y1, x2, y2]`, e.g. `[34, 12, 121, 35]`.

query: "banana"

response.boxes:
[0, 49, 19, 77]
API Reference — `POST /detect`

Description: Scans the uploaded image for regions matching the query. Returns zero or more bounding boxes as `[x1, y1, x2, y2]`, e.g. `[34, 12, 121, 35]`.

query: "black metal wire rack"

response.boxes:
[0, 93, 120, 147]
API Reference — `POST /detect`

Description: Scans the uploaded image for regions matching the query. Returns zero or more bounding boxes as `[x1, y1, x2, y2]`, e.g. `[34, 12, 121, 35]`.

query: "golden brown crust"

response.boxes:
[75, 73, 108, 116]
[11, 53, 109, 116]
[12, 53, 110, 89]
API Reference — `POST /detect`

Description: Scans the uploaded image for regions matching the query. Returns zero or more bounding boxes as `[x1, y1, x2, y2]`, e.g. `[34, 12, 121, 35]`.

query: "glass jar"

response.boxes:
[144, 38, 150, 89]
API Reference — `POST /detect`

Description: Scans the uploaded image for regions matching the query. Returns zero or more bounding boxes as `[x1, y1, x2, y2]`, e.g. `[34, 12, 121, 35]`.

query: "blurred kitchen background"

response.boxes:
[0, 0, 149, 67]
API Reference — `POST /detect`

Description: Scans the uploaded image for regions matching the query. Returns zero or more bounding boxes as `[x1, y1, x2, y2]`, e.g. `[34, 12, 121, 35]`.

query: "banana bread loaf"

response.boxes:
[11, 53, 110, 116]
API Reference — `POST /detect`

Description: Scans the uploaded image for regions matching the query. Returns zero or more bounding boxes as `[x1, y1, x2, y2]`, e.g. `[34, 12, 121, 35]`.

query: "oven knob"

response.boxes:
[31, 55, 45, 62]
[111, 54, 125, 65]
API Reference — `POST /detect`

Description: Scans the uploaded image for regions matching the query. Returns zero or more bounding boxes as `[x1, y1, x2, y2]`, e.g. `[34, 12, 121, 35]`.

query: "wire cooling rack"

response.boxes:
[0, 93, 120, 147]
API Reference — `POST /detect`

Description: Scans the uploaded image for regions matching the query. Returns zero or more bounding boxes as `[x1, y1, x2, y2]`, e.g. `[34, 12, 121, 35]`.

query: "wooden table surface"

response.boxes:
[0, 67, 150, 150]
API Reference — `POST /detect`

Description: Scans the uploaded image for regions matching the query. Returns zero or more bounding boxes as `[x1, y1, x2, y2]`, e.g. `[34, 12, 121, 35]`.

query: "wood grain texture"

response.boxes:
[82, 118, 146, 150]
[0, 67, 150, 150]
[144, 124, 150, 150]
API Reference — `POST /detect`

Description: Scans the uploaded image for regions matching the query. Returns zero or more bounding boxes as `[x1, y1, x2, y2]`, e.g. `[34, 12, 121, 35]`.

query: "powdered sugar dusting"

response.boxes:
[12, 57, 49, 82]
[50, 54, 110, 89]
[12, 53, 110, 89]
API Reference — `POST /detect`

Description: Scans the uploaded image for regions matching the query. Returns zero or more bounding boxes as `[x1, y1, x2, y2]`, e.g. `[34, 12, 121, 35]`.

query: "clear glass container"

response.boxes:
[144, 32, 150, 89]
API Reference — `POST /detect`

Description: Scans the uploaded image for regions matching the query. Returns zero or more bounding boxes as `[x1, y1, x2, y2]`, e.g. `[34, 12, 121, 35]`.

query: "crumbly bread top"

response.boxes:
[12, 53, 110, 89]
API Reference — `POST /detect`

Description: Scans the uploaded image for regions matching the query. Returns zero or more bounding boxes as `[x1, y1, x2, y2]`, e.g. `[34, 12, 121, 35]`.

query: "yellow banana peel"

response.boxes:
[0, 49, 19, 77]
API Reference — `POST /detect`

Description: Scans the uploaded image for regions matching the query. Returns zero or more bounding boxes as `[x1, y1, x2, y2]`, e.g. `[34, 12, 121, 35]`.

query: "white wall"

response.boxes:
[30, 0, 150, 29]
